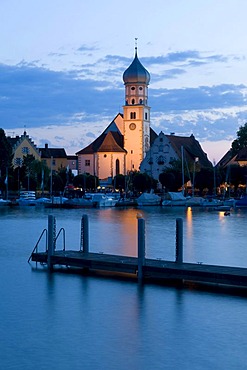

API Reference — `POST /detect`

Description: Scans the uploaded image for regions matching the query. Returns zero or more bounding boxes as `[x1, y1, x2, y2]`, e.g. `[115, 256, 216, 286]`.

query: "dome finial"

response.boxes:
[135, 37, 138, 56]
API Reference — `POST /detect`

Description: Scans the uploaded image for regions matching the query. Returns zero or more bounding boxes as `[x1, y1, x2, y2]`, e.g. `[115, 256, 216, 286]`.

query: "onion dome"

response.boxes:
[123, 48, 150, 85]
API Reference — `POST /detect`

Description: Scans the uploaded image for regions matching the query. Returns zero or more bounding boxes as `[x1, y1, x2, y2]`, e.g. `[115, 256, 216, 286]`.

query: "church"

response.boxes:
[76, 47, 212, 181]
[76, 46, 153, 180]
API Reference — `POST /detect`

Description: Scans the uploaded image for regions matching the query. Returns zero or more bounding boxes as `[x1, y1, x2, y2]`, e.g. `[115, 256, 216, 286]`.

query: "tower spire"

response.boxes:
[135, 37, 138, 56]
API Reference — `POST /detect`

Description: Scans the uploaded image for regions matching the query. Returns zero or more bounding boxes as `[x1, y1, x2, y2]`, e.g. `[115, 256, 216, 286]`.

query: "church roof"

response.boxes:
[76, 130, 125, 155]
[98, 132, 126, 153]
[123, 48, 150, 85]
[167, 134, 212, 168]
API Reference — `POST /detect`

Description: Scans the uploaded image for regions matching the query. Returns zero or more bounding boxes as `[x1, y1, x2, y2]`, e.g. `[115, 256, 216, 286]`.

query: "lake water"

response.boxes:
[1, 205, 247, 369]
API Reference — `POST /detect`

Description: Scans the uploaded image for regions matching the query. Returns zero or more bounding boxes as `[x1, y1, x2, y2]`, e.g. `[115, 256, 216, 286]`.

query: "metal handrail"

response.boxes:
[28, 228, 47, 263]
[54, 227, 66, 251]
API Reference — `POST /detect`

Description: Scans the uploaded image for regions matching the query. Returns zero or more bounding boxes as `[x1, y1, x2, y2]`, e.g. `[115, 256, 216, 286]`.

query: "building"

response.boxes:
[140, 132, 212, 180]
[7, 130, 41, 168]
[76, 46, 151, 180]
[39, 143, 68, 171]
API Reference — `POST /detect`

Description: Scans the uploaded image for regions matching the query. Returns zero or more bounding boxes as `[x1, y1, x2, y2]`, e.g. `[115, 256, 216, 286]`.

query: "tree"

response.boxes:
[132, 172, 157, 193]
[0, 129, 13, 193]
[159, 159, 189, 192]
[231, 122, 247, 155]
[73, 174, 99, 191]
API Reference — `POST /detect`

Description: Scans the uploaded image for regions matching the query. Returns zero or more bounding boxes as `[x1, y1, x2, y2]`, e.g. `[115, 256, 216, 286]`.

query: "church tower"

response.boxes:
[122, 45, 151, 173]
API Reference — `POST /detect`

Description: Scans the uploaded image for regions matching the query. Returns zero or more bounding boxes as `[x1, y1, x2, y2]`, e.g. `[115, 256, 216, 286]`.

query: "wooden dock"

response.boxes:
[28, 215, 247, 291]
[30, 250, 247, 289]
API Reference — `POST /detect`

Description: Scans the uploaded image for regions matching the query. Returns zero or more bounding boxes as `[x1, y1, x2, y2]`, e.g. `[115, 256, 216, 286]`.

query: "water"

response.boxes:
[1, 206, 247, 369]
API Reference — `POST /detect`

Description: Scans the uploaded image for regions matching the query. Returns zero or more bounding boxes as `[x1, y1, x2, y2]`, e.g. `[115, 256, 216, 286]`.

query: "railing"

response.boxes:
[27, 228, 47, 263]
[54, 228, 66, 251]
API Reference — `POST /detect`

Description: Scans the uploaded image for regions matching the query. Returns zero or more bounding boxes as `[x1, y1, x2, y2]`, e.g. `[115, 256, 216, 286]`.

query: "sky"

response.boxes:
[1, 0, 247, 164]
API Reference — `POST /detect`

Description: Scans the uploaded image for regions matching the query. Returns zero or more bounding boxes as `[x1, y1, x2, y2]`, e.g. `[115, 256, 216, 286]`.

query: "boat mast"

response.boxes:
[181, 146, 185, 196]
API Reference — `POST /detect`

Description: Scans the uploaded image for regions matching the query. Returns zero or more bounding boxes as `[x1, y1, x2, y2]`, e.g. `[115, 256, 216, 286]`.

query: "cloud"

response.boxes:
[1, 52, 246, 162]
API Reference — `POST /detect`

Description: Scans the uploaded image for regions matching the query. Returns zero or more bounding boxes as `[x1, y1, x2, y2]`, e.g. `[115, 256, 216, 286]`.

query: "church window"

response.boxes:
[131, 86, 135, 90]
[145, 112, 148, 120]
[130, 112, 136, 119]
[116, 159, 120, 175]
[131, 150, 133, 154]
[159, 137, 163, 142]
[104, 154, 107, 158]
[85, 160, 90, 166]
[139, 99, 143, 104]
[22, 146, 29, 154]
[131, 99, 135, 105]
[139, 87, 143, 90]
[159, 145, 163, 152]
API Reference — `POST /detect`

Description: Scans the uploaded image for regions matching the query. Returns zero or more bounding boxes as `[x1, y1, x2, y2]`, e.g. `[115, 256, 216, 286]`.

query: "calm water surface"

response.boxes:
[1, 206, 247, 369]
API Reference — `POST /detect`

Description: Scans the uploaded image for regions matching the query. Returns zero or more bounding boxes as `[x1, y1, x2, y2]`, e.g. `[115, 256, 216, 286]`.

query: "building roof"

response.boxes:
[167, 134, 212, 168]
[39, 144, 67, 158]
[235, 147, 247, 162]
[76, 130, 126, 155]
[123, 48, 150, 85]
[7, 131, 41, 156]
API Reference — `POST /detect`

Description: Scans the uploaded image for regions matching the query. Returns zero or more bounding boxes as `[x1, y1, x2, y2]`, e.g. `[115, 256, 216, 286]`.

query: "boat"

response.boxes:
[16, 191, 37, 206]
[223, 198, 236, 208]
[45, 196, 68, 208]
[235, 195, 247, 208]
[0, 199, 11, 207]
[185, 197, 204, 207]
[200, 197, 223, 208]
[115, 198, 138, 207]
[162, 192, 187, 206]
[36, 197, 51, 205]
[89, 193, 119, 207]
[136, 192, 161, 206]
[63, 197, 94, 208]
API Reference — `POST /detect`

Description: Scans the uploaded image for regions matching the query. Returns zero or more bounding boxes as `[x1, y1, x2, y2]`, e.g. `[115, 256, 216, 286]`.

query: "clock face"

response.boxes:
[129, 123, 136, 130]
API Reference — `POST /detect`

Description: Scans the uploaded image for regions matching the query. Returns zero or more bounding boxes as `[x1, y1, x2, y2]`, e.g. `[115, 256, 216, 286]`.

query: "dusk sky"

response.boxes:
[1, 0, 247, 163]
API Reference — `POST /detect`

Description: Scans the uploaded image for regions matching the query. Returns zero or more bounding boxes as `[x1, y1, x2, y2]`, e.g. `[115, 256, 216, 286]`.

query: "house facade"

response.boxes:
[140, 132, 212, 180]
[7, 131, 41, 168]
[39, 143, 68, 171]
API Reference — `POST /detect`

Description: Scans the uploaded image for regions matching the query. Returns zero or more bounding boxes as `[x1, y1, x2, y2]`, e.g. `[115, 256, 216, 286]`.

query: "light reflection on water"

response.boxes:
[1, 206, 247, 369]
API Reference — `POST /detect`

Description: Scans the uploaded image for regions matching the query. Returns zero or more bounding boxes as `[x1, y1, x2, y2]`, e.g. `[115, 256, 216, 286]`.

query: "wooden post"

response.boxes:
[80, 214, 89, 253]
[47, 215, 56, 271]
[138, 218, 145, 282]
[176, 218, 183, 263]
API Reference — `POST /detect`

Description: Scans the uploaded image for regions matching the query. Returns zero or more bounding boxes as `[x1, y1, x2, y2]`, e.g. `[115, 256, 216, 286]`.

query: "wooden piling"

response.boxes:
[176, 218, 183, 263]
[80, 214, 89, 253]
[138, 218, 145, 282]
[47, 215, 56, 271]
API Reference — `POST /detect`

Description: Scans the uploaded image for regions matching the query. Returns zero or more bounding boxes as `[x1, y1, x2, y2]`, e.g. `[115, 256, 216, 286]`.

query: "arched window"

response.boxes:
[157, 156, 165, 165]
[130, 112, 136, 119]
[139, 99, 143, 104]
[116, 159, 120, 175]
[131, 99, 135, 105]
